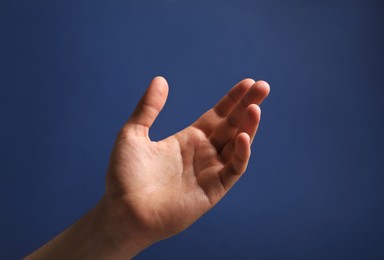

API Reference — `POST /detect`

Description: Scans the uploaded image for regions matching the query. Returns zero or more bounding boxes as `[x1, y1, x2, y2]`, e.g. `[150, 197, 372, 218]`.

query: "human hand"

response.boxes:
[103, 76, 270, 253]
[25, 76, 270, 260]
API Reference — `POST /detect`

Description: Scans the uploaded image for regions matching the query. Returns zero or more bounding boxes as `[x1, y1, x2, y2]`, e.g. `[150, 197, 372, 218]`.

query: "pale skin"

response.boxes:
[26, 76, 270, 259]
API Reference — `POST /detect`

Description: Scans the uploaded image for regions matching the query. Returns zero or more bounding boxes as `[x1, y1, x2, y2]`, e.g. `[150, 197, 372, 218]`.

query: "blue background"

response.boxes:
[1, 0, 384, 259]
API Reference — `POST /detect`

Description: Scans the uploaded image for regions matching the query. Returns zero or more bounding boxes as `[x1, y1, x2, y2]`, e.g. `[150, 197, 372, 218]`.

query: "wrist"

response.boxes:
[26, 196, 153, 260]
[92, 195, 155, 259]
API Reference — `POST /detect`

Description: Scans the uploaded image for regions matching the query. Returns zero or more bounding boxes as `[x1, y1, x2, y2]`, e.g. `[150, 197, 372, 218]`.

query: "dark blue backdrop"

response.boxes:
[1, 0, 383, 259]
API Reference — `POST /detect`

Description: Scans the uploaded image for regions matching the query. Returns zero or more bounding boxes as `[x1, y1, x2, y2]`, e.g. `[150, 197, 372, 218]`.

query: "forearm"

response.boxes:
[25, 196, 150, 260]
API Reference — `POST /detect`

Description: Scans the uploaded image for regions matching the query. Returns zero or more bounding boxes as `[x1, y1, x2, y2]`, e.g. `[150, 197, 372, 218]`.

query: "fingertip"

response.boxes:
[254, 80, 270, 97]
[245, 104, 261, 127]
[247, 104, 261, 116]
[153, 75, 167, 82]
[237, 132, 250, 144]
[151, 76, 169, 96]
[240, 78, 256, 86]
[234, 78, 255, 94]
[236, 132, 251, 158]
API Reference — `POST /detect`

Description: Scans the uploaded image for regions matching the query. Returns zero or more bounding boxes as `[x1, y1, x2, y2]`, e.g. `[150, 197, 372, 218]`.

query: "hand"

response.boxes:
[104, 76, 270, 250]
[25, 76, 270, 259]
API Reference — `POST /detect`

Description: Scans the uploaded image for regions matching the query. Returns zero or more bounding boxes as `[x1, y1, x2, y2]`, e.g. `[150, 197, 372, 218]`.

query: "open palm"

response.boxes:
[105, 76, 270, 244]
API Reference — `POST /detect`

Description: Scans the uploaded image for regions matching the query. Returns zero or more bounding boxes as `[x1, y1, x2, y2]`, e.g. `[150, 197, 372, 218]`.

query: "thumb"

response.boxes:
[125, 76, 169, 137]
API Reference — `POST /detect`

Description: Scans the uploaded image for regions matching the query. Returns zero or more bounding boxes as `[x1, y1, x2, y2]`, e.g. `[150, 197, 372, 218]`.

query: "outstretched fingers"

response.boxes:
[209, 80, 269, 151]
[124, 76, 169, 137]
[213, 78, 255, 118]
[193, 78, 254, 135]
